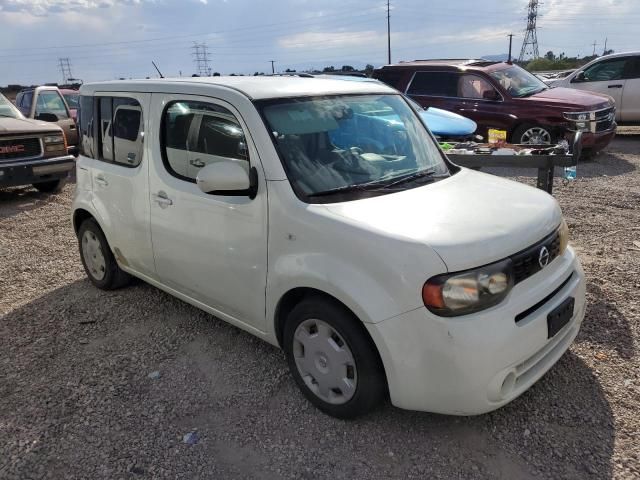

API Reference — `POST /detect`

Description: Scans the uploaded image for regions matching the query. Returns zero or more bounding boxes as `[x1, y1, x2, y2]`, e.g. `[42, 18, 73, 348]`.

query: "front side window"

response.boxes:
[407, 72, 458, 97]
[458, 74, 497, 99]
[583, 59, 627, 82]
[162, 101, 249, 182]
[63, 93, 79, 109]
[489, 65, 548, 98]
[260, 94, 450, 203]
[35, 91, 70, 120]
[98, 96, 144, 167]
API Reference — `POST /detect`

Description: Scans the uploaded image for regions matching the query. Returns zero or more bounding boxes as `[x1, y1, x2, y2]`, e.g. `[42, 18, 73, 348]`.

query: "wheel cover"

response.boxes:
[81, 230, 106, 281]
[292, 318, 357, 405]
[520, 127, 552, 145]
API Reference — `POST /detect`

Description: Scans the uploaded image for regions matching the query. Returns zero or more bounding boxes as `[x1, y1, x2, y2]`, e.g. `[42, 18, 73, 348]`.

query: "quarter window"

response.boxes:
[162, 100, 249, 182]
[407, 72, 458, 97]
[79, 95, 95, 158]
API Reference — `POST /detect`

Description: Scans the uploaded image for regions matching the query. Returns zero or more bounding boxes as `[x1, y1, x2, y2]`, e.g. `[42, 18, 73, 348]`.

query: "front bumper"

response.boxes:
[366, 246, 586, 415]
[574, 126, 616, 152]
[0, 155, 75, 188]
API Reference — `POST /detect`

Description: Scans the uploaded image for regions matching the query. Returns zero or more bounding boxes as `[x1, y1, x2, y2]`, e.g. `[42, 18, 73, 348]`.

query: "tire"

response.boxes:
[77, 218, 131, 290]
[33, 179, 63, 193]
[283, 296, 387, 419]
[512, 124, 556, 145]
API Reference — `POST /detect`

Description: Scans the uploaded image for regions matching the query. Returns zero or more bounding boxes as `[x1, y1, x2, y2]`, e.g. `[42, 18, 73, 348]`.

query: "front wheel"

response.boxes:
[283, 297, 386, 419]
[512, 124, 556, 145]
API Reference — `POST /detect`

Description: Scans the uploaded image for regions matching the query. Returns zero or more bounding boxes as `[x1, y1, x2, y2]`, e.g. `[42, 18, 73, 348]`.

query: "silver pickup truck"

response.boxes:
[1, 93, 75, 192]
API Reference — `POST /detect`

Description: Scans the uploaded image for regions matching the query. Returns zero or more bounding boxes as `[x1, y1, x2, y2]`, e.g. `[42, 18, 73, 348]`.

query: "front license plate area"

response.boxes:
[547, 297, 575, 338]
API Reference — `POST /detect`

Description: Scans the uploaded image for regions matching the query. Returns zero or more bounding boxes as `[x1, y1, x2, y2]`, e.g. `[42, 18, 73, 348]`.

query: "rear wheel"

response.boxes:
[512, 124, 556, 145]
[33, 179, 63, 193]
[283, 297, 386, 419]
[78, 218, 131, 290]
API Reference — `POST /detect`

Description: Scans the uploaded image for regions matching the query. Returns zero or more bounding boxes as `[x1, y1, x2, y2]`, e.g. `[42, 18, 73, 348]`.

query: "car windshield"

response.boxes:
[0, 94, 23, 119]
[489, 65, 549, 98]
[63, 93, 79, 108]
[260, 94, 450, 202]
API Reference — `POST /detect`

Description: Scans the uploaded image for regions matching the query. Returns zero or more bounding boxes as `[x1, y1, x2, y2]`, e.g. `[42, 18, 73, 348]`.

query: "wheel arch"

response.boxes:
[72, 208, 95, 235]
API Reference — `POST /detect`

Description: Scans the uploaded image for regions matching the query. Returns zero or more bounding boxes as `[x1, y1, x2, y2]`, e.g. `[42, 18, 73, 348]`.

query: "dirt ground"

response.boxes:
[1, 134, 639, 479]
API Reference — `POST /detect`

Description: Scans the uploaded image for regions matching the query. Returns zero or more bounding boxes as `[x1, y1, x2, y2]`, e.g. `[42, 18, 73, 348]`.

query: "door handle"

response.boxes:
[189, 159, 205, 168]
[608, 84, 623, 89]
[95, 175, 108, 186]
[69, 124, 76, 130]
[153, 191, 173, 207]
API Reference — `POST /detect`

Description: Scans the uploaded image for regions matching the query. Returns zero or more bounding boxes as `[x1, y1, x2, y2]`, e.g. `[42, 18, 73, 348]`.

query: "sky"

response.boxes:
[0, 0, 637, 85]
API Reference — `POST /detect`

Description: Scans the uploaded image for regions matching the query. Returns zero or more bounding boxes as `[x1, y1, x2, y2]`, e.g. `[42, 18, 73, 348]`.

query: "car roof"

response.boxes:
[80, 76, 396, 100]
[380, 59, 499, 68]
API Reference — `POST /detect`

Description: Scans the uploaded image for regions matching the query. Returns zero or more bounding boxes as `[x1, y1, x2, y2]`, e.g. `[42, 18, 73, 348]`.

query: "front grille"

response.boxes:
[0, 137, 42, 161]
[595, 106, 615, 132]
[511, 229, 561, 284]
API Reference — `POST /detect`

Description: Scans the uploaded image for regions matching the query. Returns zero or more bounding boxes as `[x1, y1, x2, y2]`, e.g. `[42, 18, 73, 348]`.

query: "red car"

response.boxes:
[373, 60, 616, 153]
[59, 89, 79, 121]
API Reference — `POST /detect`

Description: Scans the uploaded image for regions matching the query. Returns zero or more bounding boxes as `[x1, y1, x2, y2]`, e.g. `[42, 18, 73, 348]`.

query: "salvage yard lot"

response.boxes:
[1, 134, 639, 479]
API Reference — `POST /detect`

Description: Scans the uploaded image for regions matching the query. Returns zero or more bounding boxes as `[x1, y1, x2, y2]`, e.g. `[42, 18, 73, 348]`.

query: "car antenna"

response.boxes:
[152, 61, 164, 78]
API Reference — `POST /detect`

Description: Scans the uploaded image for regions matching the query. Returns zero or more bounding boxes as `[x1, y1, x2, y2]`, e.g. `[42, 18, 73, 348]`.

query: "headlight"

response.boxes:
[559, 218, 569, 254]
[422, 258, 514, 316]
[43, 135, 64, 144]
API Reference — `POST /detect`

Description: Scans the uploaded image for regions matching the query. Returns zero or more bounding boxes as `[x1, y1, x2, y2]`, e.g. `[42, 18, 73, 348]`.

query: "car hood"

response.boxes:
[322, 168, 562, 271]
[420, 107, 477, 137]
[0, 117, 62, 135]
[524, 87, 612, 110]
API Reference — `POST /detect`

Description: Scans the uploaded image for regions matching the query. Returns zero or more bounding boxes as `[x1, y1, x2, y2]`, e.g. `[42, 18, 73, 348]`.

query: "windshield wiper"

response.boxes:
[382, 168, 440, 189]
[307, 180, 390, 198]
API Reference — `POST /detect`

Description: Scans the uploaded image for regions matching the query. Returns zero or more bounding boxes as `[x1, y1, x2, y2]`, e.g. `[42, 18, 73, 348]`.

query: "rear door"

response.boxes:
[570, 57, 628, 120]
[405, 71, 459, 111]
[621, 56, 640, 122]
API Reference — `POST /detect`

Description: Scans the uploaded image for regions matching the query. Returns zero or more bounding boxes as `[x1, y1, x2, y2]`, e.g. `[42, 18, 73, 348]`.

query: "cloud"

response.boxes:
[278, 30, 380, 49]
[0, 0, 146, 16]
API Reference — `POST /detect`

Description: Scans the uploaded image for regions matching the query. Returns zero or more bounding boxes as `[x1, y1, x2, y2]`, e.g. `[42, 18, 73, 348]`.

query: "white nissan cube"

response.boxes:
[72, 77, 586, 418]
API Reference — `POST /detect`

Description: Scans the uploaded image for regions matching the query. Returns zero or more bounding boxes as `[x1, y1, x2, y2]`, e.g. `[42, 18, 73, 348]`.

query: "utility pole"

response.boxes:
[507, 34, 514, 63]
[602, 38, 608, 55]
[192, 42, 211, 76]
[270, 60, 276, 74]
[386, 0, 391, 64]
[58, 57, 73, 84]
[518, 0, 540, 62]
[592, 41, 598, 56]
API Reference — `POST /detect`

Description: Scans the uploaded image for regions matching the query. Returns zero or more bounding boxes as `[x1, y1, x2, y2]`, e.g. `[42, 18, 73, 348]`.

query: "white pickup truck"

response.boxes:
[72, 77, 586, 418]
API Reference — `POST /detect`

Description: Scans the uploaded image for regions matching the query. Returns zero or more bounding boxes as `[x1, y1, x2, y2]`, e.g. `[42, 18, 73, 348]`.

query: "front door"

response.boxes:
[148, 93, 268, 331]
[570, 57, 628, 121]
[621, 56, 640, 122]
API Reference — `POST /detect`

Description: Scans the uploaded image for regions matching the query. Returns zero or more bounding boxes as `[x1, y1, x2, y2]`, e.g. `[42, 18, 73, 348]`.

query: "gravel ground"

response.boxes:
[1, 134, 639, 479]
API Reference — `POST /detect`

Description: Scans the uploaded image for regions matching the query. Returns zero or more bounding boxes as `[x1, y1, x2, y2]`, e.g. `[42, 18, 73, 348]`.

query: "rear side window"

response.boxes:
[374, 70, 405, 88]
[625, 57, 640, 79]
[162, 100, 249, 182]
[407, 72, 458, 97]
[97, 97, 144, 167]
[79, 95, 95, 158]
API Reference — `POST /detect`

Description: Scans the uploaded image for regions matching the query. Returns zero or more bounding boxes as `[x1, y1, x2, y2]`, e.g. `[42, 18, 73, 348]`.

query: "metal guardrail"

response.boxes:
[446, 131, 582, 195]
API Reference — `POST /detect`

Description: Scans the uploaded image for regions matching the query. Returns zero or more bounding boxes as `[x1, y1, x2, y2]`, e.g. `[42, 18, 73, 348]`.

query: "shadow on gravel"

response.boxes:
[0, 279, 615, 480]
[0, 185, 65, 220]
[582, 282, 635, 359]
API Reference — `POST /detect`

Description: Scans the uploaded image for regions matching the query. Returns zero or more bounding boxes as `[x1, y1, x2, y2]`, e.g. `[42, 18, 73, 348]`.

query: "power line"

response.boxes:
[192, 42, 211, 76]
[519, 0, 540, 61]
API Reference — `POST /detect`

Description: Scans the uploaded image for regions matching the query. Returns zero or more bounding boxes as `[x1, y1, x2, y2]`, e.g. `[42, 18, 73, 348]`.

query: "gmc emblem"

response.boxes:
[0, 144, 25, 154]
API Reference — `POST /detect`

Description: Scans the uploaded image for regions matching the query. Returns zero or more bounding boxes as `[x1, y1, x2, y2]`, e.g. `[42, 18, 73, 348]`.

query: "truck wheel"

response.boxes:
[283, 296, 387, 419]
[513, 124, 556, 145]
[78, 218, 131, 290]
[33, 180, 63, 193]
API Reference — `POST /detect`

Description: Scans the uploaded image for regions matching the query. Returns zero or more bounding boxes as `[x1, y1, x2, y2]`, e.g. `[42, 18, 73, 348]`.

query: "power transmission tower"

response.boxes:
[58, 57, 73, 84]
[192, 42, 212, 76]
[518, 0, 540, 62]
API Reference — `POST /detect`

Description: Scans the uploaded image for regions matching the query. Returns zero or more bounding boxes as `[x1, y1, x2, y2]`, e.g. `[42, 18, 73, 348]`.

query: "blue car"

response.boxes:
[318, 74, 477, 139]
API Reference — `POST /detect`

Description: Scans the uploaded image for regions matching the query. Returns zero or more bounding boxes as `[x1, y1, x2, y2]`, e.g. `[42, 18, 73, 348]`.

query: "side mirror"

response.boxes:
[482, 90, 501, 101]
[35, 112, 59, 122]
[196, 160, 258, 199]
[572, 71, 586, 83]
